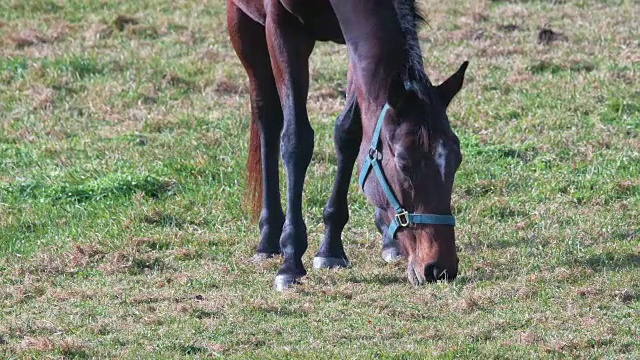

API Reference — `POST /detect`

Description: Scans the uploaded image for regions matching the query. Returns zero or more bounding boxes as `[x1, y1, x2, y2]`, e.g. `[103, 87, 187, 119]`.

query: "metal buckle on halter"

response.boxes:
[368, 148, 382, 160]
[395, 210, 410, 227]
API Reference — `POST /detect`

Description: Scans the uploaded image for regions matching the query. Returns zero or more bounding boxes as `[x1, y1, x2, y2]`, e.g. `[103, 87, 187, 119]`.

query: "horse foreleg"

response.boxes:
[314, 86, 361, 269]
[265, 2, 316, 290]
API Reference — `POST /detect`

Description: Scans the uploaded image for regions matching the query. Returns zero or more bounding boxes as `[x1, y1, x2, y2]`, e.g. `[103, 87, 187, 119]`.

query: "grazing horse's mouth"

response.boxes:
[407, 260, 457, 285]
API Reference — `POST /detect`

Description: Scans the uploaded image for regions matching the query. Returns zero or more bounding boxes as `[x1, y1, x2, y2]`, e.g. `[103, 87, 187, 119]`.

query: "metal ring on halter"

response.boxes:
[395, 210, 410, 227]
[368, 148, 382, 160]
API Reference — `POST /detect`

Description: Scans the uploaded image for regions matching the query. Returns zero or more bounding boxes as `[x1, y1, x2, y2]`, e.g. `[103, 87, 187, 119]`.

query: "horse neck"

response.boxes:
[330, 0, 427, 137]
[352, 49, 405, 100]
[344, 5, 426, 100]
[349, 43, 414, 139]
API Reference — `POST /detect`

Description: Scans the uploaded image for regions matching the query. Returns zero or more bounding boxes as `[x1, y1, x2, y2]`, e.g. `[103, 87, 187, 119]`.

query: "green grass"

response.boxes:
[0, 0, 638, 358]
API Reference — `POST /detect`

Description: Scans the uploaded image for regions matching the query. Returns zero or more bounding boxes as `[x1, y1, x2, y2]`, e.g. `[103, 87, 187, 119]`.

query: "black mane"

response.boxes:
[392, 0, 432, 101]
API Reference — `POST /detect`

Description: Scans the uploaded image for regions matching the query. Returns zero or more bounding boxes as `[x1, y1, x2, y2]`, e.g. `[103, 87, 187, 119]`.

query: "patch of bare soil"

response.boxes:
[538, 28, 568, 45]
[498, 24, 522, 33]
[19, 337, 55, 352]
[7, 23, 71, 49]
[27, 85, 55, 110]
[113, 15, 139, 32]
[8, 30, 49, 48]
[213, 77, 246, 95]
[17, 336, 88, 356]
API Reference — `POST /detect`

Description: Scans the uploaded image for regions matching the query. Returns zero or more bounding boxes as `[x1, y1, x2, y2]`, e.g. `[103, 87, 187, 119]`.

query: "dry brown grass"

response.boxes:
[0, 0, 637, 358]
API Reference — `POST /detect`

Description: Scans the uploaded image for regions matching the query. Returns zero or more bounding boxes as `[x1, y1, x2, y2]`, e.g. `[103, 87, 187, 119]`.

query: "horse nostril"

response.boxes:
[424, 263, 438, 282]
[424, 263, 457, 282]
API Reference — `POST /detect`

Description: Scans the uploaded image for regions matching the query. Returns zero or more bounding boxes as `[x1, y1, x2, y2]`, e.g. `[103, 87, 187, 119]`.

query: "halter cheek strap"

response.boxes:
[358, 103, 456, 238]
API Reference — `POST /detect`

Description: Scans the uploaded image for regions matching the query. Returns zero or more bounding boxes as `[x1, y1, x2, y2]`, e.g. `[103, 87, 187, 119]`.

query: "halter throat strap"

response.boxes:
[358, 103, 456, 238]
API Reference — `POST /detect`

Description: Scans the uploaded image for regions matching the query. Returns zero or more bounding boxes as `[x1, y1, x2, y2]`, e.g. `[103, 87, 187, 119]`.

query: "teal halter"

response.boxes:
[358, 103, 456, 238]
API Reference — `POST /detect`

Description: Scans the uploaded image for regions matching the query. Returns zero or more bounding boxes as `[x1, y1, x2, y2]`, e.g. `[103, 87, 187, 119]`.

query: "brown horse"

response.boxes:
[227, 0, 468, 290]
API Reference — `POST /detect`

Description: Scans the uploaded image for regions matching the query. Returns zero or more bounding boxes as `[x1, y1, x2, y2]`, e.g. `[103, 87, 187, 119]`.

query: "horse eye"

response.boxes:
[395, 152, 411, 170]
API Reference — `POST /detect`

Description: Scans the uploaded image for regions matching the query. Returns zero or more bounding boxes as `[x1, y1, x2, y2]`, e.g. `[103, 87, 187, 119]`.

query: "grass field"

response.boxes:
[0, 0, 638, 358]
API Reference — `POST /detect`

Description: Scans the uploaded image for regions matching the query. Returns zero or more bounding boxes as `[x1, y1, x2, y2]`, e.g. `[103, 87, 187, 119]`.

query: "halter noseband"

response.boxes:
[358, 103, 456, 238]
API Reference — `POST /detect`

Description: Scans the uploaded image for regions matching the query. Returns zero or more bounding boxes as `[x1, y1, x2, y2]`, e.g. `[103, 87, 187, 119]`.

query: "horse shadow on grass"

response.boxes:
[346, 273, 405, 286]
[345, 271, 508, 287]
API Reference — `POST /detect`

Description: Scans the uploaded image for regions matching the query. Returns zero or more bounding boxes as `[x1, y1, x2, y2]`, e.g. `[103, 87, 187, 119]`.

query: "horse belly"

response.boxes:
[231, 0, 267, 25]
[279, 0, 345, 43]
[232, 0, 345, 43]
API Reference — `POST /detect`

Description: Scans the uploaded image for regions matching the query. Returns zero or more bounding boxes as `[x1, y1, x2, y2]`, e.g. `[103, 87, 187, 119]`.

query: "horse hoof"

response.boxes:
[273, 274, 302, 291]
[313, 256, 350, 269]
[251, 252, 279, 263]
[382, 247, 402, 263]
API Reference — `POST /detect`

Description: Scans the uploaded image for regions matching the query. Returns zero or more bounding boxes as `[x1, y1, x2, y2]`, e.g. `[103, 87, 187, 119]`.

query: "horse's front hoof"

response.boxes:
[313, 256, 350, 269]
[382, 247, 402, 263]
[252, 252, 280, 263]
[273, 274, 302, 291]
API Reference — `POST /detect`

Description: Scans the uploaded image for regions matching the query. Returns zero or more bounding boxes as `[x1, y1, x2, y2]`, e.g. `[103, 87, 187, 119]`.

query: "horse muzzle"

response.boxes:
[407, 261, 458, 285]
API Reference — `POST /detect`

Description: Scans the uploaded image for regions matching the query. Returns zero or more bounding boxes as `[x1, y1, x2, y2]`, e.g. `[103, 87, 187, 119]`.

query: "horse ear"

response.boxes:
[388, 71, 419, 111]
[436, 61, 469, 108]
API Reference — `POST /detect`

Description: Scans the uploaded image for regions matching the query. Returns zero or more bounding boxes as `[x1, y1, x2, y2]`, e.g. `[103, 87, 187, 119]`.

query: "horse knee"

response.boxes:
[281, 123, 314, 164]
[323, 204, 349, 228]
[259, 208, 285, 233]
[333, 101, 361, 153]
